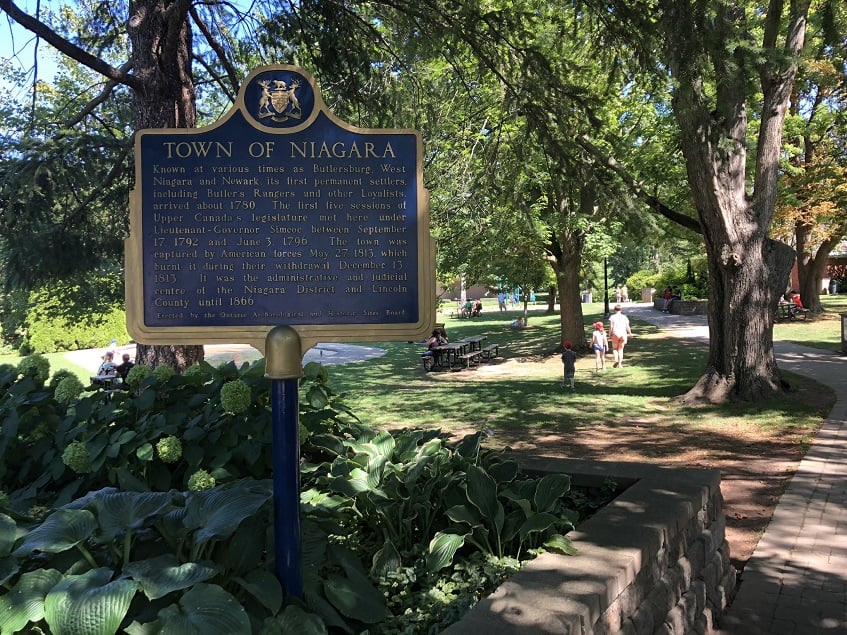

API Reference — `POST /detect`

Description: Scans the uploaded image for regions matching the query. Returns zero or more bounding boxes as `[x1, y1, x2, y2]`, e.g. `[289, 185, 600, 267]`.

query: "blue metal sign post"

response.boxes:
[265, 326, 304, 599]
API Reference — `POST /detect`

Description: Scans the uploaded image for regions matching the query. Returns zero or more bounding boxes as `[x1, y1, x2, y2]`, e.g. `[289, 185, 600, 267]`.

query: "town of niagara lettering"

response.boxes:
[160, 140, 398, 160]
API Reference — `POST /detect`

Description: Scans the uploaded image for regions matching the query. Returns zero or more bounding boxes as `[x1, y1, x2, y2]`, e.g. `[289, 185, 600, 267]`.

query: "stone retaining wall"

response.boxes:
[652, 298, 709, 315]
[444, 459, 737, 635]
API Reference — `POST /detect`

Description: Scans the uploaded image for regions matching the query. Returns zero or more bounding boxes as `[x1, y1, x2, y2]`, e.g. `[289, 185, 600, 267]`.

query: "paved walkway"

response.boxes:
[64, 342, 386, 373]
[623, 302, 847, 634]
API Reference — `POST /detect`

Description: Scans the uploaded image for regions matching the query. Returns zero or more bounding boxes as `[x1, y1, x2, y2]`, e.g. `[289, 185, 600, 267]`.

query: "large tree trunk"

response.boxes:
[796, 224, 843, 313]
[127, 0, 203, 372]
[663, 0, 809, 403]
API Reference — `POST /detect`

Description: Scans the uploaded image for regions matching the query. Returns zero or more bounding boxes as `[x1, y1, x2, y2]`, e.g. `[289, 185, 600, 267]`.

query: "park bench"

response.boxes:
[457, 350, 483, 369]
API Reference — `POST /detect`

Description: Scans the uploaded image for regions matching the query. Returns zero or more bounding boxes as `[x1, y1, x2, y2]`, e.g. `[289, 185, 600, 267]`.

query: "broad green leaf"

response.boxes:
[0, 513, 16, 556]
[370, 540, 401, 577]
[534, 473, 571, 512]
[322, 573, 385, 624]
[0, 554, 21, 586]
[183, 481, 272, 544]
[544, 534, 579, 555]
[487, 460, 520, 485]
[306, 385, 329, 409]
[273, 604, 327, 634]
[232, 569, 282, 614]
[426, 531, 466, 572]
[124, 555, 219, 600]
[466, 465, 504, 534]
[307, 433, 346, 456]
[13, 509, 96, 556]
[518, 512, 559, 541]
[44, 568, 137, 635]
[93, 491, 174, 541]
[445, 504, 482, 527]
[0, 568, 63, 634]
[455, 432, 482, 458]
[155, 583, 250, 634]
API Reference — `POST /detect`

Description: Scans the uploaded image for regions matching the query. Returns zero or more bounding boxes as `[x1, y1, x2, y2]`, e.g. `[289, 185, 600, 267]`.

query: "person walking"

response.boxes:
[591, 322, 608, 373]
[561, 340, 577, 390]
[608, 304, 633, 368]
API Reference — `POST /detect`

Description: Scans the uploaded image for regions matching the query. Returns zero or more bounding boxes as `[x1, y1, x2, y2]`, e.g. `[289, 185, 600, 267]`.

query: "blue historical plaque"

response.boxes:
[127, 65, 435, 352]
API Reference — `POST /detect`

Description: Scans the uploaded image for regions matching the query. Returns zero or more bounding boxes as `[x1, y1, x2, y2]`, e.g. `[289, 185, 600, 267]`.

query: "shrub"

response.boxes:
[13, 278, 129, 354]
[0, 358, 606, 633]
[17, 353, 50, 385]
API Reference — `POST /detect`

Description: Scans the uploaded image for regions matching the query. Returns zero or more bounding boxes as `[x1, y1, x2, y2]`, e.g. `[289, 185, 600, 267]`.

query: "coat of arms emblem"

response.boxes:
[258, 78, 303, 122]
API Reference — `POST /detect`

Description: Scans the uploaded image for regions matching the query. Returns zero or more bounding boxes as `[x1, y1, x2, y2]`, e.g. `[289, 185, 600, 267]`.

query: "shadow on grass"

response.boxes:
[330, 313, 830, 467]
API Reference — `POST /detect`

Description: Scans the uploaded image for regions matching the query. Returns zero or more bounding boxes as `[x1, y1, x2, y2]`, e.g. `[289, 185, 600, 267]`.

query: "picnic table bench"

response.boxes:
[457, 350, 483, 368]
[481, 343, 500, 360]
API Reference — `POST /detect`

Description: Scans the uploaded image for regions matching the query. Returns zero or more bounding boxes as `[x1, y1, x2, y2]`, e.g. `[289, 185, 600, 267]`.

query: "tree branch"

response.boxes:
[189, 4, 241, 97]
[62, 62, 134, 130]
[61, 146, 130, 228]
[576, 134, 703, 234]
[0, 0, 141, 90]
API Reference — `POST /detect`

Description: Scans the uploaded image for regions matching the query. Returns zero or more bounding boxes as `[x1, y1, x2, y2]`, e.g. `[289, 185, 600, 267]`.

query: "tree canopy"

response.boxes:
[1, 0, 843, 400]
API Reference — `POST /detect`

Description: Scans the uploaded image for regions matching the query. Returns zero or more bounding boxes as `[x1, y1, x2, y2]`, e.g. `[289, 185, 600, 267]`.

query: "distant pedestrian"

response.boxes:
[561, 341, 576, 390]
[498, 291, 507, 311]
[608, 304, 633, 368]
[591, 322, 607, 372]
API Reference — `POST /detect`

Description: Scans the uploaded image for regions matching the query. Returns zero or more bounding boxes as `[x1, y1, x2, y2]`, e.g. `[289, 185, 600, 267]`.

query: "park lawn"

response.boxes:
[0, 349, 92, 383]
[328, 305, 830, 453]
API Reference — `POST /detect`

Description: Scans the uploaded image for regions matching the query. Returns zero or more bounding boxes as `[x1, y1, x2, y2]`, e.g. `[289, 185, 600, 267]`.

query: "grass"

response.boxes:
[1, 294, 841, 446]
[772, 294, 847, 353]
[0, 349, 93, 383]
[327, 299, 835, 455]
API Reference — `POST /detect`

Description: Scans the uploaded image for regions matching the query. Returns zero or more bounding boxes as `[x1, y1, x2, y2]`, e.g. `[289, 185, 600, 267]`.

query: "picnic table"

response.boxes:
[775, 301, 808, 321]
[458, 335, 487, 351]
[422, 335, 502, 371]
[91, 374, 120, 386]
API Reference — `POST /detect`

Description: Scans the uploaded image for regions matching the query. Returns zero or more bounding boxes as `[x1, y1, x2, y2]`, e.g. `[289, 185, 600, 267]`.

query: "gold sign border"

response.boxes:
[126, 65, 435, 355]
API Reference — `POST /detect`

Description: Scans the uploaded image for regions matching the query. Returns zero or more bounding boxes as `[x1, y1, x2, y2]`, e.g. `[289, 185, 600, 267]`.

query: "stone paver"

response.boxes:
[625, 302, 847, 634]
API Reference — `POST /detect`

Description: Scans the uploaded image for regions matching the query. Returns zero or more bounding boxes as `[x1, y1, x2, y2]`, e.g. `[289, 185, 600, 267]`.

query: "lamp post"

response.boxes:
[603, 257, 610, 318]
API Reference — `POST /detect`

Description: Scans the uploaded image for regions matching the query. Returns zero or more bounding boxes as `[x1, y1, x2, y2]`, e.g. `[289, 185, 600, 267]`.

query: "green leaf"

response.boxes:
[306, 385, 329, 409]
[274, 604, 328, 634]
[486, 460, 520, 485]
[13, 509, 97, 556]
[155, 583, 250, 634]
[0, 569, 63, 634]
[426, 531, 466, 572]
[231, 569, 282, 614]
[135, 442, 154, 461]
[370, 540, 401, 577]
[183, 481, 272, 544]
[93, 491, 174, 541]
[124, 555, 219, 600]
[0, 513, 16, 556]
[466, 465, 504, 534]
[518, 511, 559, 541]
[445, 504, 482, 527]
[322, 573, 385, 624]
[455, 432, 482, 458]
[544, 533, 579, 555]
[44, 568, 137, 635]
[533, 473, 571, 512]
